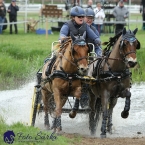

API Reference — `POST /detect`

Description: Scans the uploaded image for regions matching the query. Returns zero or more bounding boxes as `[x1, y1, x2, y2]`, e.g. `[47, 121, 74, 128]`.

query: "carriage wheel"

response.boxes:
[89, 98, 102, 136]
[30, 86, 41, 126]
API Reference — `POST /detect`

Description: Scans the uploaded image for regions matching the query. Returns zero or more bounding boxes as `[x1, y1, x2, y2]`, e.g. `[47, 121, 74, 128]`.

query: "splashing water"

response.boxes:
[0, 82, 145, 138]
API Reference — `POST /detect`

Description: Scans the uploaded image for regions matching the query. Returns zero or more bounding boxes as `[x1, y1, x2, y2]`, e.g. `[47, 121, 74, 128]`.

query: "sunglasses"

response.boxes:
[77, 16, 84, 18]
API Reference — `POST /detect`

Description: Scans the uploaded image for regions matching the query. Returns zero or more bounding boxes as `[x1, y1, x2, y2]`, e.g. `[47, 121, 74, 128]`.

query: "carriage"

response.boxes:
[29, 28, 140, 138]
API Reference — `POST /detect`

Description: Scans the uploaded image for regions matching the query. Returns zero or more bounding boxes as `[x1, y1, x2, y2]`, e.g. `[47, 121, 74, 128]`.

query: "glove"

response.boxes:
[94, 38, 101, 46]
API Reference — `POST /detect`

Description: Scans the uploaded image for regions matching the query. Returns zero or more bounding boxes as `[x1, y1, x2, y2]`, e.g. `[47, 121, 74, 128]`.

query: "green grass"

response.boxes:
[0, 119, 77, 145]
[0, 30, 60, 90]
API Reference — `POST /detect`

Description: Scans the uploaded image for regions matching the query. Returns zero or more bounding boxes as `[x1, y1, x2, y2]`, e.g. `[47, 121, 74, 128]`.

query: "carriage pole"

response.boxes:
[45, 15, 48, 39]
[42, 5, 49, 39]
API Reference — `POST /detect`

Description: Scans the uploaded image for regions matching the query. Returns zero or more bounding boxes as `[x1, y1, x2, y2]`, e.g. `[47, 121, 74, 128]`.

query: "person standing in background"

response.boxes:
[94, 2, 105, 36]
[7, 0, 19, 34]
[112, 0, 129, 35]
[0, 0, 6, 34]
[87, 0, 93, 9]
[140, 0, 145, 30]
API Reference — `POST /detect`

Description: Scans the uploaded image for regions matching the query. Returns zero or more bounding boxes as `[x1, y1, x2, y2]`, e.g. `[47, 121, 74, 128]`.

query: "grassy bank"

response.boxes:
[0, 117, 79, 145]
[0, 29, 145, 90]
[0, 31, 59, 90]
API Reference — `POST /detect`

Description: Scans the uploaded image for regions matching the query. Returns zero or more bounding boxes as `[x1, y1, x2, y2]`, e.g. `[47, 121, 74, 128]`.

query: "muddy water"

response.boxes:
[0, 82, 145, 138]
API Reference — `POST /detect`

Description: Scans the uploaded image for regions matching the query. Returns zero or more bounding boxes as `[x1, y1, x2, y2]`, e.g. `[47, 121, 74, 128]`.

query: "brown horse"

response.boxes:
[41, 33, 89, 132]
[88, 28, 140, 138]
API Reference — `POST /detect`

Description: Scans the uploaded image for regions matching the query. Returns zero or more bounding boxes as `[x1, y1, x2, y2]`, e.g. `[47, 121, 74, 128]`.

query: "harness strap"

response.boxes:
[98, 69, 131, 83]
[49, 70, 79, 81]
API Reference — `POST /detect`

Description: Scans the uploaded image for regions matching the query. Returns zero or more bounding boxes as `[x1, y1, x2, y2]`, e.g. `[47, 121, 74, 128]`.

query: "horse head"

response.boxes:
[120, 27, 140, 68]
[70, 32, 89, 75]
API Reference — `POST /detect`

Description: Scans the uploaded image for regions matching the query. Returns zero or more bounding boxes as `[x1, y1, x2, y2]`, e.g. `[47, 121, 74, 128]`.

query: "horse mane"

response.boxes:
[102, 31, 122, 56]
[53, 37, 72, 56]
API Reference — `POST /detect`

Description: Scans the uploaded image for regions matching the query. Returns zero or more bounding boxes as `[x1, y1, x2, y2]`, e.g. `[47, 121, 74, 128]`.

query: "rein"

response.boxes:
[89, 56, 124, 66]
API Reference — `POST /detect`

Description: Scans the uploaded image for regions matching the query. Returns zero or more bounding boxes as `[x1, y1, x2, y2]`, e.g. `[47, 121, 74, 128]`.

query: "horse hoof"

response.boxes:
[69, 110, 77, 118]
[107, 129, 112, 134]
[100, 133, 106, 138]
[56, 128, 64, 136]
[90, 129, 96, 136]
[45, 124, 50, 130]
[121, 111, 129, 118]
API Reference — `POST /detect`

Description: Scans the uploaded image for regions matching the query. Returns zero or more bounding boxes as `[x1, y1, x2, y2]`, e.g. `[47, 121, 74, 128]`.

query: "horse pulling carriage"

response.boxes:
[30, 28, 140, 138]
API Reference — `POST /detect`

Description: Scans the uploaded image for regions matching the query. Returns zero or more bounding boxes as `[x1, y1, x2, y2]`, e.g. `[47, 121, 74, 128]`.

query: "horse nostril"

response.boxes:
[128, 61, 137, 68]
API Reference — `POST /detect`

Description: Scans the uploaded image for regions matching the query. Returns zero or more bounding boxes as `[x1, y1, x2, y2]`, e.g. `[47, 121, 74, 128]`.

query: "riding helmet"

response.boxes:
[85, 8, 95, 17]
[70, 6, 85, 16]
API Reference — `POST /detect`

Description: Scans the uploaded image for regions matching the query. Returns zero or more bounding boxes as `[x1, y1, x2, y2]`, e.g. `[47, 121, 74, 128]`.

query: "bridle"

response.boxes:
[59, 37, 89, 71]
[71, 42, 88, 64]
[119, 35, 137, 61]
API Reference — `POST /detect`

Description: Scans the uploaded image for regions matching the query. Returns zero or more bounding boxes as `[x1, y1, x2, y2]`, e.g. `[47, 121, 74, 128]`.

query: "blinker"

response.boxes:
[73, 39, 86, 46]
[77, 41, 86, 46]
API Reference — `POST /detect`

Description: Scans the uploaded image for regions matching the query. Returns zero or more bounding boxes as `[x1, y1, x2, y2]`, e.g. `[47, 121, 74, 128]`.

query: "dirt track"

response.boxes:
[77, 137, 145, 145]
[64, 133, 145, 145]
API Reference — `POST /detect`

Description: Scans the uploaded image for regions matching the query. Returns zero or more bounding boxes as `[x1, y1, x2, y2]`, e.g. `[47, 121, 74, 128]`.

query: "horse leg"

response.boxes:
[107, 97, 117, 134]
[89, 89, 101, 136]
[53, 90, 62, 117]
[69, 86, 82, 118]
[51, 116, 62, 133]
[121, 88, 131, 118]
[41, 89, 50, 130]
[69, 98, 79, 118]
[100, 95, 108, 138]
[52, 96, 67, 133]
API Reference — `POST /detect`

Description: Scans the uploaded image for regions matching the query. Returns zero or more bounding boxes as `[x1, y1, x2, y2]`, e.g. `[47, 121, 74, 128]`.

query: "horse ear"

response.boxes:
[122, 27, 126, 35]
[136, 39, 140, 49]
[82, 31, 86, 39]
[133, 28, 138, 35]
[70, 32, 77, 41]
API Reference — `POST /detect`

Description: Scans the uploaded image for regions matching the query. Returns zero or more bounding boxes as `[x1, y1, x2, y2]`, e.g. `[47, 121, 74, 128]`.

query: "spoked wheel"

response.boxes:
[89, 98, 102, 136]
[30, 86, 42, 126]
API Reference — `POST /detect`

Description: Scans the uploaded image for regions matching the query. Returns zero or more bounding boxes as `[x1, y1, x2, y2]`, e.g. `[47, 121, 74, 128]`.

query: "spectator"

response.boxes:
[112, 0, 129, 35]
[94, 2, 105, 36]
[65, 0, 70, 17]
[0, 0, 6, 34]
[7, 0, 19, 34]
[87, 0, 93, 9]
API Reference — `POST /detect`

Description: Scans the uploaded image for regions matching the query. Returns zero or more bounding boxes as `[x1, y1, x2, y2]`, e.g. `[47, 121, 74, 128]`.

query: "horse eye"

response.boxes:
[123, 42, 127, 47]
[125, 41, 129, 45]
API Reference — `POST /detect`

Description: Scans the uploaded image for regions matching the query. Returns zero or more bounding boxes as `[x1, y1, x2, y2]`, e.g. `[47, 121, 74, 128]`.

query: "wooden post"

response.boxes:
[42, 5, 63, 38]
[45, 15, 48, 39]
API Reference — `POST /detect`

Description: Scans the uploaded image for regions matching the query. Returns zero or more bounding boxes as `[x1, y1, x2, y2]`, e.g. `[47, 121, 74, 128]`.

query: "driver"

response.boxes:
[45, 6, 102, 76]
[69, 8, 101, 116]
[59, 6, 102, 57]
